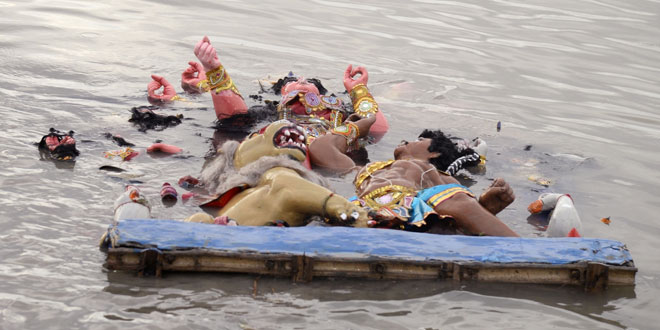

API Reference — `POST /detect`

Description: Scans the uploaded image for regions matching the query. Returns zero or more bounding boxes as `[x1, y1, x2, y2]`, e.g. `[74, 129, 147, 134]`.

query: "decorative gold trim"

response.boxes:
[206, 65, 241, 97]
[331, 110, 343, 127]
[169, 95, 186, 102]
[354, 159, 395, 188]
[361, 185, 416, 209]
[330, 122, 360, 146]
[196, 79, 210, 92]
[298, 92, 324, 113]
[349, 83, 370, 100]
[206, 66, 226, 86]
[349, 84, 379, 117]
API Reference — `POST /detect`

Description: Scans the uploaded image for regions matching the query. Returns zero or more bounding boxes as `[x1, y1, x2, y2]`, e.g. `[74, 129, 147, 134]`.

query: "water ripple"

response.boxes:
[401, 36, 490, 57]
[206, 36, 338, 62]
[604, 37, 660, 53]
[520, 75, 619, 96]
[583, 0, 656, 16]
[493, 0, 647, 22]
[309, 0, 383, 11]
[386, 14, 494, 36]
[413, 0, 494, 12]
[0, 292, 82, 312]
[486, 38, 583, 52]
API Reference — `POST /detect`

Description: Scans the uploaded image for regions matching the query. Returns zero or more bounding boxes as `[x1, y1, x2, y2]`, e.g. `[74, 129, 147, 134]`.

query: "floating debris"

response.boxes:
[129, 105, 183, 132]
[178, 175, 200, 189]
[601, 217, 611, 225]
[160, 182, 178, 205]
[99, 165, 126, 173]
[181, 192, 196, 202]
[104, 133, 135, 147]
[528, 175, 552, 186]
[104, 147, 139, 161]
[38, 128, 80, 161]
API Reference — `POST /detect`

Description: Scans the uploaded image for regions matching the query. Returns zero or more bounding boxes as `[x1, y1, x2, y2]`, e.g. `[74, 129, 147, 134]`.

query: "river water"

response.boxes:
[1, 0, 659, 328]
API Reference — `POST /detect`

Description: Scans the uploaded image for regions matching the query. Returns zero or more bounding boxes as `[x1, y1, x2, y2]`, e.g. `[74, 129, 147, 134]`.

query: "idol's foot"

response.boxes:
[185, 213, 238, 226]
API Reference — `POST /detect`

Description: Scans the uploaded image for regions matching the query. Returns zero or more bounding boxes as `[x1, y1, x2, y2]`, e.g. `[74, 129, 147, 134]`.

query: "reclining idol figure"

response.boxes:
[150, 36, 389, 171]
[341, 129, 519, 236]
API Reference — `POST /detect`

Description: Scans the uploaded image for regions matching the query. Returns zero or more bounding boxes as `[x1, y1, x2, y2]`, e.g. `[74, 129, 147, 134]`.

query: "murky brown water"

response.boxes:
[1, 0, 659, 328]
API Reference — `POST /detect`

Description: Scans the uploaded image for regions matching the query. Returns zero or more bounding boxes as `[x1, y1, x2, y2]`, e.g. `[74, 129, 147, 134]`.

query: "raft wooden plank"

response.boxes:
[102, 219, 636, 287]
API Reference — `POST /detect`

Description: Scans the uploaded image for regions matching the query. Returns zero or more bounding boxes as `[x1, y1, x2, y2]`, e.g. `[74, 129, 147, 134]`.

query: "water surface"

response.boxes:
[1, 0, 659, 328]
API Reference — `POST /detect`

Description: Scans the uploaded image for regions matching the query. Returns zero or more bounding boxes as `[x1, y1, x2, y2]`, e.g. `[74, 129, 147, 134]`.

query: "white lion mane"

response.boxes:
[199, 140, 330, 196]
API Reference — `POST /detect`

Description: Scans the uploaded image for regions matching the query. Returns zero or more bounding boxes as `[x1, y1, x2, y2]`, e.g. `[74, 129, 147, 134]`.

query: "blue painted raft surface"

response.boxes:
[103, 219, 636, 286]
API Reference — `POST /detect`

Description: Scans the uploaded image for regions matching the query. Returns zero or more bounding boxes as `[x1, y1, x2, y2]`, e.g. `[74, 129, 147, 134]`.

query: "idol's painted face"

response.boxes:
[394, 138, 439, 161]
[280, 78, 321, 114]
[280, 78, 320, 96]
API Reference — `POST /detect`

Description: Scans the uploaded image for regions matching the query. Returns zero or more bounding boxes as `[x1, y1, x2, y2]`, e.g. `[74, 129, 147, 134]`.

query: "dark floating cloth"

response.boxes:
[104, 133, 135, 147]
[129, 105, 183, 132]
[37, 128, 80, 161]
[214, 103, 278, 131]
[99, 165, 126, 172]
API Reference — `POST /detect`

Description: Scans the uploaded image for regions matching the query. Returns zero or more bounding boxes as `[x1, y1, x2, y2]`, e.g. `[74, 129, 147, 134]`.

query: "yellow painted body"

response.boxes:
[186, 121, 367, 227]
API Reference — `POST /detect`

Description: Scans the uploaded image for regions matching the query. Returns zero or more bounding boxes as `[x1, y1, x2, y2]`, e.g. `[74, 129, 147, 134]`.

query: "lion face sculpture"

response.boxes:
[188, 120, 368, 227]
[234, 120, 308, 168]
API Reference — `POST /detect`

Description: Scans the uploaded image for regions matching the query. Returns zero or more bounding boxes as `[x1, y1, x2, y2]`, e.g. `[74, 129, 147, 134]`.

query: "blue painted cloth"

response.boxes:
[417, 183, 474, 208]
[349, 194, 430, 228]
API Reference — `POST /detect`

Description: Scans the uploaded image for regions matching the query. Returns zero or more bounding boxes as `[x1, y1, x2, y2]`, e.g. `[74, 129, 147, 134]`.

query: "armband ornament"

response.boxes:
[206, 65, 241, 97]
[349, 83, 378, 117]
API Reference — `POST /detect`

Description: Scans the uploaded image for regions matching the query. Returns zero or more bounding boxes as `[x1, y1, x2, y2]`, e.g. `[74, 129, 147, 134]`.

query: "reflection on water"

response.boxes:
[101, 272, 633, 329]
[1, 0, 659, 328]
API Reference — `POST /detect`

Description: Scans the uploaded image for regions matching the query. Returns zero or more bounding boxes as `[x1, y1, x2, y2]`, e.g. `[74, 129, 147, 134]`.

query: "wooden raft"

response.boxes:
[101, 219, 636, 289]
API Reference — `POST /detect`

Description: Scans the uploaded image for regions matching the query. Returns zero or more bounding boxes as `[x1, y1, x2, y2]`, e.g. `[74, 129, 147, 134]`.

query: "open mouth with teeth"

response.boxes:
[273, 125, 307, 156]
